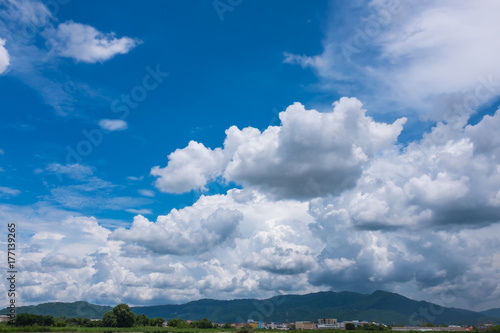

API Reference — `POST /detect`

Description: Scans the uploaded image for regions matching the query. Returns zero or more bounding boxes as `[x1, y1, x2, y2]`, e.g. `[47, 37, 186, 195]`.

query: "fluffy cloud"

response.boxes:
[151, 141, 226, 193]
[152, 97, 406, 199]
[2, 97, 500, 310]
[110, 208, 243, 255]
[48, 21, 141, 63]
[0, 38, 9, 74]
[244, 244, 317, 275]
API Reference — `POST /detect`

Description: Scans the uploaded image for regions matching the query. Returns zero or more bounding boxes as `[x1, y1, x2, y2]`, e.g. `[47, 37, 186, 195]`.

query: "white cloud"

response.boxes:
[2, 0, 52, 26]
[151, 141, 226, 193]
[48, 21, 141, 63]
[138, 189, 155, 197]
[45, 163, 93, 180]
[110, 208, 243, 255]
[284, 0, 500, 120]
[244, 244, 317, 275]
[125, 208, 153, 215]
[127, 175, 144, 181]
[0, 38, 10, 74]
[32, 232, 65, 241]
[0, 1, 142, 115]
[40, 166, 153, 212]
[0, 186, 20, 197]
[98, 119, 128, 131]
[152, 97, 406, 199]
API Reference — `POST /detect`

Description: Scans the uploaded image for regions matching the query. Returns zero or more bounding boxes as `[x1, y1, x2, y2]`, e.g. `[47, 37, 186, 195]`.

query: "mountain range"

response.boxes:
[2, 291, 499, 325]
[0, 300, 112, 319]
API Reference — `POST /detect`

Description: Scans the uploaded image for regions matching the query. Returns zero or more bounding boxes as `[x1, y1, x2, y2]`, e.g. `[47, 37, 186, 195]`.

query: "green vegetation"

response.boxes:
[3, 304, 164, 330]
[0, 301, 112, 319]
[167, 318, 216, 329]
[487, 325, 500, 333]
[345, 323, 355, 330]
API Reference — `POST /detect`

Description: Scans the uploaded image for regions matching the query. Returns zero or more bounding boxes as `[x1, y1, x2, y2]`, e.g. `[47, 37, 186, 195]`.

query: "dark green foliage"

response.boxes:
[136, 313, 149, 326]
[357, 323, 387, 330]
[224, 322, 232, 328]
[14, 313, 54, 326]
[345, 323, 356, 330]
[148, 317, 165, 327]
[486, 325, 500, 333]
[168, 319, 188, 328]
[102, 311, 117, 327]
[194, 318, 213, 328]
[113, 304, 136, 327]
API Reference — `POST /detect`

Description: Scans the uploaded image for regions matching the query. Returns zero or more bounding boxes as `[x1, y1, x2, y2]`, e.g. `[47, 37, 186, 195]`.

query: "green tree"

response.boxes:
[135, 313, 149, 326]
[112, 303, 135, 327]
[197, 318, 213, 328]
[15, 313, 55, 326]
[167, 318, 187, 328]
[224, 322, 232, 329]
[102, 311, 117, 327]
[149, 317, 165, 327]
[167, 319, 178, 327]
[345, 323, 356, 330]
[15, 313, 39, 326]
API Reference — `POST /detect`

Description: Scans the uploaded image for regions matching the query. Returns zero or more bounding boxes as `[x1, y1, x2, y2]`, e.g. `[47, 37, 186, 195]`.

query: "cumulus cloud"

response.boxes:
[244, 244, 317, 275]
[110, 208, 243, 255]
[152, 97, 406, 199]
[151, 141, 226, 193]
[98, 119, 128, 131]
[2, 102, 500, 311]
[0, 38, 9, 74]
[48, 21, 141, 63]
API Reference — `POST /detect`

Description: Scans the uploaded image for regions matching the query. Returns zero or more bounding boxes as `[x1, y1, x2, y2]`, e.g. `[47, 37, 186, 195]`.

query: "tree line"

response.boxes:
[12, 304, 164, 328]
[166, 318, 228, 329]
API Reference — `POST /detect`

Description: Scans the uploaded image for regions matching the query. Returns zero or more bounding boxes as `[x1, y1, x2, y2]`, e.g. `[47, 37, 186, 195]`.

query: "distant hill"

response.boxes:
[1, 292, 498, 325]
[0, 301, 112, 319]
[481, 308, 500, 320]
[131, 290, 499, 325]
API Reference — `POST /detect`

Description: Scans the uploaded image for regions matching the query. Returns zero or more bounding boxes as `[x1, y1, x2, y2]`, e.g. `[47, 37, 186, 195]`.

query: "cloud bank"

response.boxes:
[2, 98, 500, 311]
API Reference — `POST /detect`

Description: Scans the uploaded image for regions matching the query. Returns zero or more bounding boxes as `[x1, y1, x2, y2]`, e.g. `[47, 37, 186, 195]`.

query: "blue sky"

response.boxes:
[2, 0, 500, 314]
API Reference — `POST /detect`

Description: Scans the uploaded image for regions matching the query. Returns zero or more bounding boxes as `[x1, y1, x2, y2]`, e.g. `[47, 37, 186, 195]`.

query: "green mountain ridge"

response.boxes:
[1, 291, 498, 326]
[481, 308, 500, 320]
[0, 301, 112, 319]
[130, 290, 499, 325]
